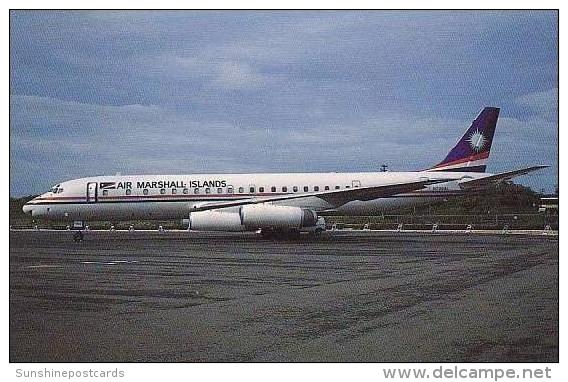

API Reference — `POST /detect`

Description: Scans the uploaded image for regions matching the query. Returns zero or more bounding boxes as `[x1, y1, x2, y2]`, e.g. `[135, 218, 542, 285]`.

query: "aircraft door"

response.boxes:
[352, 180, 361, 188]
[86, 182, 98, 203]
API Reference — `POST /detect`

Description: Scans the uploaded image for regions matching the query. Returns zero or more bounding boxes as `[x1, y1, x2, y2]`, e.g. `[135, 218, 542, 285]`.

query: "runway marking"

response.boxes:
[24, 260, 138, 270]
[81, 260, 139, 266]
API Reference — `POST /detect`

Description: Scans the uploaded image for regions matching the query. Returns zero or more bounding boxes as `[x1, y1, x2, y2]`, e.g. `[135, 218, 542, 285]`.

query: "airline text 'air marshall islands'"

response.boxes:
[23, 107, 547, 237]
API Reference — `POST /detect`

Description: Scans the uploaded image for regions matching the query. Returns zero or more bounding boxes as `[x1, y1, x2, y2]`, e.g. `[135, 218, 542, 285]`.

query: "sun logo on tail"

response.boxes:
[468, 129, 486, 152]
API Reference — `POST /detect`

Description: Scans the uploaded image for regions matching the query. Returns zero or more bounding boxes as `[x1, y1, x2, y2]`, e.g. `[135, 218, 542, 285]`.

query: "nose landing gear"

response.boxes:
[73, 230, 84, 242]
[72, 220, 85, 242]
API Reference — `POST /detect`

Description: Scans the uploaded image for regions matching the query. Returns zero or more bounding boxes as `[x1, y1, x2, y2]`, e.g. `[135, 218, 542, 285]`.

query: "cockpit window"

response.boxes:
[57, 188, 64, 193]
[50, 184, 61, 193]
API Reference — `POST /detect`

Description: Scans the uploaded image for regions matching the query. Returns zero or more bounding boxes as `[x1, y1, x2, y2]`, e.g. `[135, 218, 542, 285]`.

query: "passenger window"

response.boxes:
[250, 187, 255, 193]
[239, 187, 244, 193]
[102, 190, 108, 196]
[271, 186, 276, 192]
[228, 187, 234, 194]
[293, 186, 298, 192]
[126, 189, 131, 196]
[325, 186, 330, 191]
[335, 185, 340, 190]
[172, 188, 177, 194]
[205, 188, 211, 194]
[259, 187, 264, 193]
[160, 188, 166, 194]
[303, 186, 309, 192]
[183, 188, 189, 194]
[217, 188, 223, 194]
[314, 186, 319, 192]
[282, 186, 288, 192]
[346, 185, 350, 189]
[194, 188, 199, 194]
[143, 189, 149, 195]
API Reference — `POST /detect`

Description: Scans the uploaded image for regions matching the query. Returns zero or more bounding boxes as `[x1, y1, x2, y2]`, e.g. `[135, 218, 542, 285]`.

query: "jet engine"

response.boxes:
[188, 205, 318, 231]
[240, 204, 318, 229]
[188, 210, 245, 231]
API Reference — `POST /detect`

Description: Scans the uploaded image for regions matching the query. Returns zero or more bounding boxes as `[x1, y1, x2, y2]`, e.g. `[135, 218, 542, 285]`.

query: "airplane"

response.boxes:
[22, 107, 546, 237]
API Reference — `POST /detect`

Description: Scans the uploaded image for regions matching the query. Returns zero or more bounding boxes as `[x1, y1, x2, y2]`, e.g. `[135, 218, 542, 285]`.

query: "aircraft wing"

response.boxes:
[189, 178, 458, 212]
[458, 165, 548, 190]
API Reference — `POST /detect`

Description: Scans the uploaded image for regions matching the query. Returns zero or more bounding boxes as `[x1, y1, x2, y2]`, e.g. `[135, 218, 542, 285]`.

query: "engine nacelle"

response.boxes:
[189, 205, 318, 231]
[189, 211, 245, 231]
[240, 204, 317, 229]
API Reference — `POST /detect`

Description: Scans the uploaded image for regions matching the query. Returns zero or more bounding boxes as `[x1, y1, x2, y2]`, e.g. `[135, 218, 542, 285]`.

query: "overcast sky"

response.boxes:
[10, 10, 558, 196]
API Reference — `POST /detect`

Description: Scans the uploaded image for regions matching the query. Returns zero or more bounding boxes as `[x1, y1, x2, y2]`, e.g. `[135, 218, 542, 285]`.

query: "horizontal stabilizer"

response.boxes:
[458, 165, 548, 190]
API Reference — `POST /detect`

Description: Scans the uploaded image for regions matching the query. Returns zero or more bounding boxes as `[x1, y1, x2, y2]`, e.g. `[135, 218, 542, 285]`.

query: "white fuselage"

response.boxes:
[24, 171, 484, 221]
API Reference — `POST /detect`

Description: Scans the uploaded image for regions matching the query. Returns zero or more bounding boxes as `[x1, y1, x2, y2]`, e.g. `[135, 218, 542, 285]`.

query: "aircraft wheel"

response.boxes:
[73, 230, 84, 242]
[287, 229, 301, 239]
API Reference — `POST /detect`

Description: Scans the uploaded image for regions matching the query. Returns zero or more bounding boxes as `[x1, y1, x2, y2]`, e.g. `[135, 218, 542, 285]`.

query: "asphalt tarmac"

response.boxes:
[9, 230, 558, 362]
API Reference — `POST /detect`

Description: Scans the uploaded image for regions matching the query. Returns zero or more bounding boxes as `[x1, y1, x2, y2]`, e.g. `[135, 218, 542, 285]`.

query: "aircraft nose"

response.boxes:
[22, 204, 33, 215]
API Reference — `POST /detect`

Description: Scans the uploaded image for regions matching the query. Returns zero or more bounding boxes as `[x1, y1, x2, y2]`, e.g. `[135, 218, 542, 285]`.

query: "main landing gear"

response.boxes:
[260, 228, 324, 240]
[260, 228, 300, 240]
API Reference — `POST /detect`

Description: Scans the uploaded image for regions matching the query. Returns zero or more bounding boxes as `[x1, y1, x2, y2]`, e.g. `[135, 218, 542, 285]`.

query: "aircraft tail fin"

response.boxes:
[429, 107, 500, 173]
